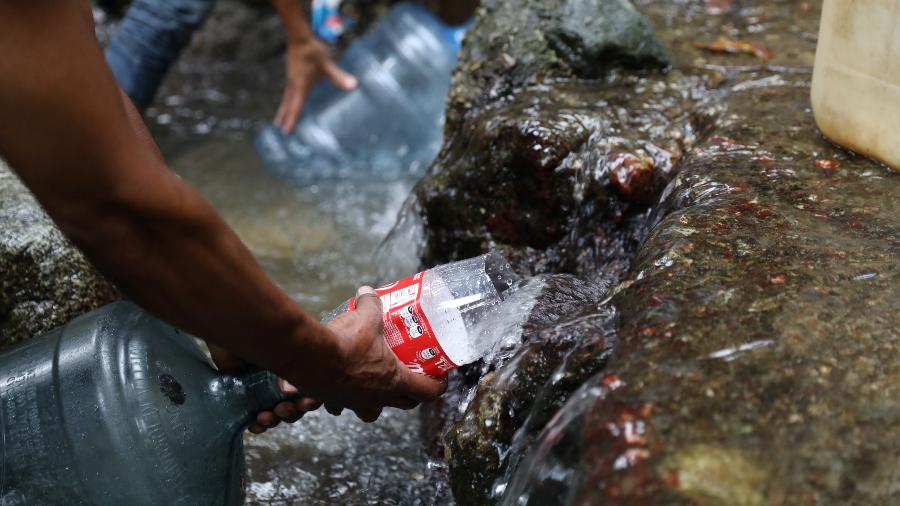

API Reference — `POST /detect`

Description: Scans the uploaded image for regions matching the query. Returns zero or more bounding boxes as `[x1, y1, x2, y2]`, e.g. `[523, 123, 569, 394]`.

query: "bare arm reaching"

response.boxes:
[270, 0, 357, 134]
[0, 0, 443, 422]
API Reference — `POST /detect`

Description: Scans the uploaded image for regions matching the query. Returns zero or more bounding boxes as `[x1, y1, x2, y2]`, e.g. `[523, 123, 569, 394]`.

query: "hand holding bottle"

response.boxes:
[208, 344, 323, 433]
[315, 286, 447, 422]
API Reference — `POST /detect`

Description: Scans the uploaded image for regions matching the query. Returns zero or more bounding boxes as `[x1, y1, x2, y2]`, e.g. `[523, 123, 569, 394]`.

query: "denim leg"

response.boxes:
[105, 0, 217, 108]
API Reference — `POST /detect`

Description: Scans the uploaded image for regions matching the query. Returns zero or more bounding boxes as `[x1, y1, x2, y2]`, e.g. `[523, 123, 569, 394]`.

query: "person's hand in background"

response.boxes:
[275, 37, 356, 134]
[270, 0, 357, 135]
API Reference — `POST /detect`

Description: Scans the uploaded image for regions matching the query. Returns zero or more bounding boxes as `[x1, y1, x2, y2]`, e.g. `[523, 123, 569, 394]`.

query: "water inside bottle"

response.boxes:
[421, 254, 515, 366]
[420, 273, 474, 366]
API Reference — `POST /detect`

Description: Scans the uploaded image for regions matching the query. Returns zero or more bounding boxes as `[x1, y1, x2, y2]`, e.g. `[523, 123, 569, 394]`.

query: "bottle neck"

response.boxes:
[209, 368, 286, 432]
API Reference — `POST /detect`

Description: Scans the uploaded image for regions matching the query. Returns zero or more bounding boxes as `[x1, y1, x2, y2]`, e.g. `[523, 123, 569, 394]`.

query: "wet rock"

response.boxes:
[403, 2, 697, 285]
[411, 75, 701, 280]
[500, 83, 900, 506]
[608, 151, 657, 204]
[545, 0, 669, 77]
[403, 0, 898, 504]
[445, 0, 669, 133]
[442, 274, 615, 505]
[0, 161, 118, 349]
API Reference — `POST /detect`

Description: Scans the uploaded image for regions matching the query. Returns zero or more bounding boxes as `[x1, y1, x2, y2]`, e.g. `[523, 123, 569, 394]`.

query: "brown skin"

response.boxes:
[270, 0, 478, 134]
[437, 0, 480, 24]
[270, 0, 357, 135]
[0, 0, 444, 426]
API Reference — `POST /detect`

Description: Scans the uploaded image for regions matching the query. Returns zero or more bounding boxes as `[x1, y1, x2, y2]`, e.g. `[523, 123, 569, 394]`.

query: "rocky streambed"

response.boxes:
[1, 0, 897, 504]
[381, 0, 899, 504]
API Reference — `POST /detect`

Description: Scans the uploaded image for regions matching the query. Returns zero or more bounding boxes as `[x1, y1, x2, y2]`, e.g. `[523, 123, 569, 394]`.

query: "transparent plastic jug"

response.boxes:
[325, 253, 519, 376]
[811, 0, 900, 170]
[0, 302, 284, 505]
[256, 3, 468, 181]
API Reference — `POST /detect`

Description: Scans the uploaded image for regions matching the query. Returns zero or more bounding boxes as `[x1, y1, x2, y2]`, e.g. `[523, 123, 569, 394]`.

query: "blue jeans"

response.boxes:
[105, 0, 217, 108]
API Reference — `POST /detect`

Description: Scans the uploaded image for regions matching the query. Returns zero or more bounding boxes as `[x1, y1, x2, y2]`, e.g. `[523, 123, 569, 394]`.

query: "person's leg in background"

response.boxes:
[105, 0, 217, 109]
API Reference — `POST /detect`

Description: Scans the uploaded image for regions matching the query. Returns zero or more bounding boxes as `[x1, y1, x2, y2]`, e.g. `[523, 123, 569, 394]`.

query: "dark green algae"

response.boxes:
[394, 0, 899, 504]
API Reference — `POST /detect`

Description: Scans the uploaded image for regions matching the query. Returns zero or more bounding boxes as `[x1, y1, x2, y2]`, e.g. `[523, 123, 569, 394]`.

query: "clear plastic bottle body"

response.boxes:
[328, 253, 518, 376]
[421, 255, 517, 366]
[255, 3, 468, 181]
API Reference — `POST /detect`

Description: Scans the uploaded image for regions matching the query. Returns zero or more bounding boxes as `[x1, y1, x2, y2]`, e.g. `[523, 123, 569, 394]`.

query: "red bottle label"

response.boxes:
[347, 273, 457, 377]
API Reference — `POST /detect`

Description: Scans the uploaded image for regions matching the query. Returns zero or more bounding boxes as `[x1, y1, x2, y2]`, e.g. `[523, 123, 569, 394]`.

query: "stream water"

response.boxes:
[137, 6, 454, 503]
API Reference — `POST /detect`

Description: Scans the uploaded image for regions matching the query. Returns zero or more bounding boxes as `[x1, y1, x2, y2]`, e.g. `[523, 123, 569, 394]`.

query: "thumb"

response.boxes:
[354, 285, 383, 321]
[401, 368, 447, 403]
[325, 62, 358, 91]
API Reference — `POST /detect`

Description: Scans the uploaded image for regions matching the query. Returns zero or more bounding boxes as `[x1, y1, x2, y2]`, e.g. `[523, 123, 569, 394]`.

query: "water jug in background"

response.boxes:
[325, 253, 519, 377]
[256, 3, 468, 181]
[811, 0, 900, 170]
[0, 302, 285, 505]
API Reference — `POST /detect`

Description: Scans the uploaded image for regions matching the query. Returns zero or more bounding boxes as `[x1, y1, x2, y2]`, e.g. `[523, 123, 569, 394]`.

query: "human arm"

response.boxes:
[269, 0, 357, 134]
[437, 0, 479, 24]
[112, 85, 318, 430]
[0, 0, 442, 422]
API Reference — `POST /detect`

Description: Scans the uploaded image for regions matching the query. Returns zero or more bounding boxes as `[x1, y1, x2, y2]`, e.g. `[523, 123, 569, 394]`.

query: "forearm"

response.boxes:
[0, 0, 341, 387]
[270, 0, 314, 44]
[437, 0, 478, 24]
[65, 163, 331, 371]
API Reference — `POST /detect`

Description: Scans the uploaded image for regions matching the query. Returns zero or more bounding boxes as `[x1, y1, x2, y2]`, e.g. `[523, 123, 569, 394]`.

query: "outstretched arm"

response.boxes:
[0, 0, 442, 422]
[270, 0, 357, 134]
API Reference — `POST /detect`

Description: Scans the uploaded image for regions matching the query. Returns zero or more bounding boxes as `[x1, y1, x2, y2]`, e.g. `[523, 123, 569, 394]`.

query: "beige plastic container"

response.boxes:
[811, 0, 900, 170]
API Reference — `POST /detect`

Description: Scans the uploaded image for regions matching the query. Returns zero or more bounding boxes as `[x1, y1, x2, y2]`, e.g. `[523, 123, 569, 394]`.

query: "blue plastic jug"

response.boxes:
[256, 4, 467, 182]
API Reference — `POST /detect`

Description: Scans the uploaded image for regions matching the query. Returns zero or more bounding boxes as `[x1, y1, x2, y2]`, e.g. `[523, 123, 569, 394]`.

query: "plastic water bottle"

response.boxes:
[0, 302, 285, 505]
[255, 3, 469, 181]
[325, 253, 519, 377]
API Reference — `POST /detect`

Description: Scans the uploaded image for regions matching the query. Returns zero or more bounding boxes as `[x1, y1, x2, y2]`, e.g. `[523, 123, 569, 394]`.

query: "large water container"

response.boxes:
[0, 302, 284, 505]
[255, 3, 467, 182]
[811, 0, 900, 170]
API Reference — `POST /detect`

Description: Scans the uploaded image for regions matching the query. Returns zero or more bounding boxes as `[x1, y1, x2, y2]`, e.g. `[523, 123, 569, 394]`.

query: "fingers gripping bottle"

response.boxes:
[326, 253, 519, 377]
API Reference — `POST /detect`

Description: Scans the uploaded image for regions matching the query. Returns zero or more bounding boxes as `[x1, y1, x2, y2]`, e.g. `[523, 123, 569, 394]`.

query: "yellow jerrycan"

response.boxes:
[811, 0, 900, 170]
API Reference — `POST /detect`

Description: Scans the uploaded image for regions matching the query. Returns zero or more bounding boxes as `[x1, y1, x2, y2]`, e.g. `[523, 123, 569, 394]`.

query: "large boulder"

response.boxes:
[0, 161, 118, 349]
[444, 0, 669, 134]
[390, 0, 899, 504]
[501, 81, 900, 506]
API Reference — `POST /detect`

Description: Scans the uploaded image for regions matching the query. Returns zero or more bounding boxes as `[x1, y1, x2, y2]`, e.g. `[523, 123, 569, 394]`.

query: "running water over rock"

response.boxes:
[380, 0, 899, 504]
